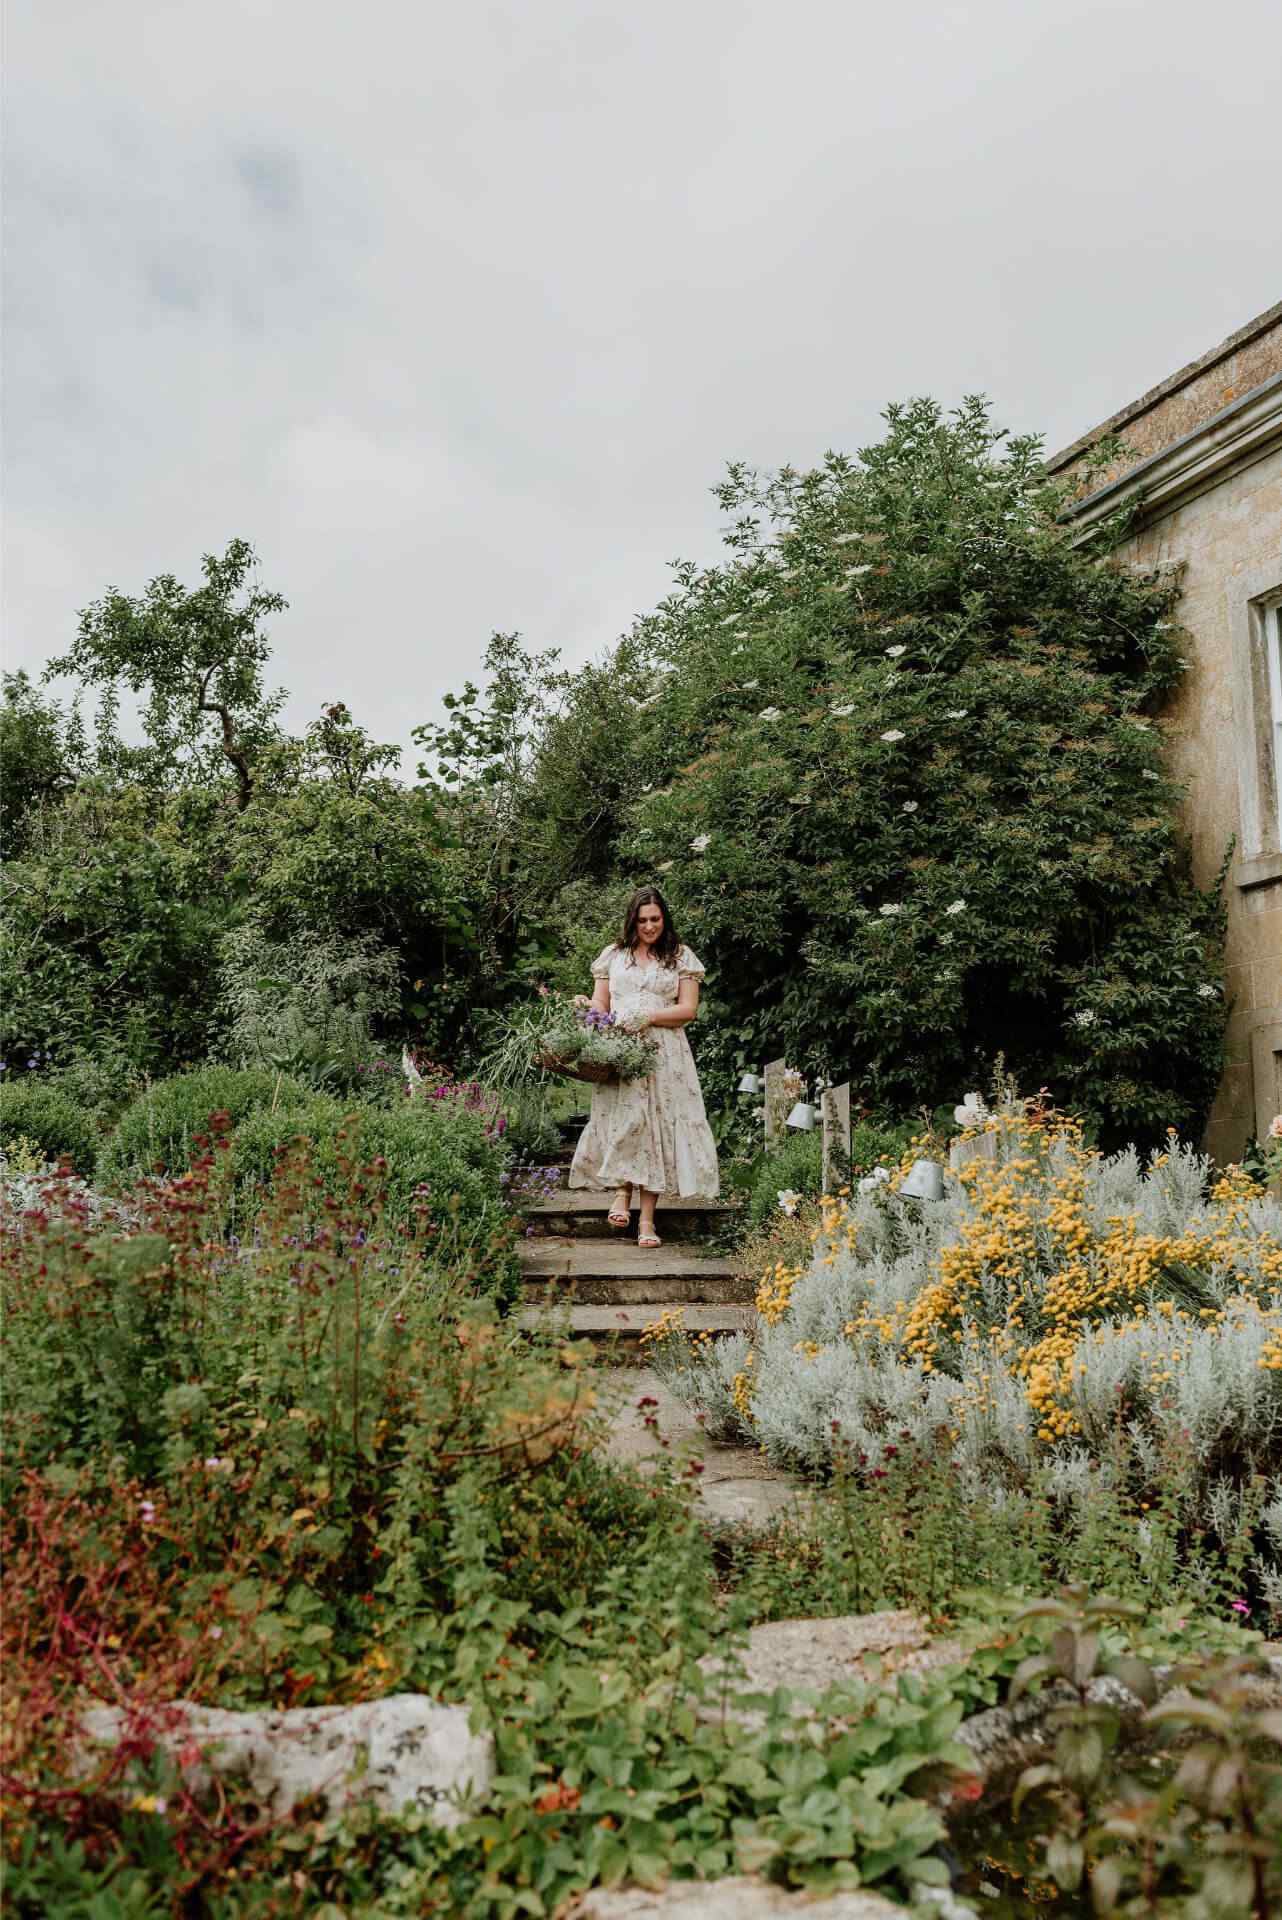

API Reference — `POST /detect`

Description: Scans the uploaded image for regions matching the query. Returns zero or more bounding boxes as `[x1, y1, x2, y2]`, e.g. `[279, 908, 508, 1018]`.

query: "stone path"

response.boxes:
[514, 1115, 798, 1520]
[516, 1134, 754, 1357]
[600, 1367, 802, 1527]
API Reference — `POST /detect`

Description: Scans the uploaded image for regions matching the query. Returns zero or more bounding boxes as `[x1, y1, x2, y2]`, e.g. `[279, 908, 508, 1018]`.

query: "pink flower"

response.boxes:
[1231, 1599, 1250, 1615]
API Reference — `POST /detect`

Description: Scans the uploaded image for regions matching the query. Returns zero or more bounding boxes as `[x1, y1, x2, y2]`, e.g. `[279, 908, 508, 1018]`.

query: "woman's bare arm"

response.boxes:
[638, 978, 699, 1030]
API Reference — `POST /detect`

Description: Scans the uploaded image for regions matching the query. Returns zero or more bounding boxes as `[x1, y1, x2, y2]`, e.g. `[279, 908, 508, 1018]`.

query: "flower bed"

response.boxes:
[650, 1101, 1282, 1610]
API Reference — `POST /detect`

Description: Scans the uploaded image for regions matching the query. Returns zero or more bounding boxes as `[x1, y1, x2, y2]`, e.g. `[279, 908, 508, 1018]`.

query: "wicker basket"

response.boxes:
[534, 1049, 618, 1088]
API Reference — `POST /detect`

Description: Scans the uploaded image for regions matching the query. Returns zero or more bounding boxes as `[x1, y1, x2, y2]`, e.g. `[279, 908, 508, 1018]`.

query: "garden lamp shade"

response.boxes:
[738, 1071, 763, 1095]
[785, 1100, 817, 1131]
[899, 1158, 945, 1201]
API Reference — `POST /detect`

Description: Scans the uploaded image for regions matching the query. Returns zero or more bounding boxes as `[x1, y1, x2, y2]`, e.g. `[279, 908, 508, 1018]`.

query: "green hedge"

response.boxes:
[746, 1131, 825, 1227]
[230, 1094, 509, 1232]
[0, 1081, 99, 1174]
[99, 1067, 310, 1185]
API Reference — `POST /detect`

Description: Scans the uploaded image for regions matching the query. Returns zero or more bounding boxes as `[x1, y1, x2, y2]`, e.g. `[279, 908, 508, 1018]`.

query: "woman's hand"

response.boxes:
[622, 1013, 651, 1033]
[572, 994, 592, 1008]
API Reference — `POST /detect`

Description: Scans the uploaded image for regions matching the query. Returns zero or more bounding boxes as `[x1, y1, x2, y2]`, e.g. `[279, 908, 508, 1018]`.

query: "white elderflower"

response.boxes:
[945, 708, 969, 720]
[885, 644, 907, 658]
[1197, 983, 1219, 999]
[879, 902, 903, 916]
[1142, 769, 1161, 780]
[1072, 1009, 1097, 1028]
[881, 728, 905, 743]
[902, 801, 918, 814]
[830, 702, 856, 717]
[758, 706, 781, 721]
[690, 833, 711, 853]
[741, 679, 760, 690]
[945, 899, 966, 915]
[844, 564, 874, 579]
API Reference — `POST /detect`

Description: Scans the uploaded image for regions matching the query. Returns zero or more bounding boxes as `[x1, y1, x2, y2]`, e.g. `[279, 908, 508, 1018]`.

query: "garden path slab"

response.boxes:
[601, 1368, 803, 1527]
[571, 1880, 906, 1918]
[700, 1611, 963, 1707]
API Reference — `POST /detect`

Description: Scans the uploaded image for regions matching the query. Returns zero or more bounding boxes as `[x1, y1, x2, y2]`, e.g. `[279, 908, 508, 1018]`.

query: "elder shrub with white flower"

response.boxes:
[573, 396, 1226, 1144]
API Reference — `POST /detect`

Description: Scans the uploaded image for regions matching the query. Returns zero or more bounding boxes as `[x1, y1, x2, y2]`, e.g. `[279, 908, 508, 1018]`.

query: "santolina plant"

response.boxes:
[650, 1099, 1282, 1608]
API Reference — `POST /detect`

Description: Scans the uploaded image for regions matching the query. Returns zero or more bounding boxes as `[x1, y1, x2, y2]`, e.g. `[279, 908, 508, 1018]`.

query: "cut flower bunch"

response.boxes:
[650, 1098, 1282, 1608]
[482, 989, 657, 1090]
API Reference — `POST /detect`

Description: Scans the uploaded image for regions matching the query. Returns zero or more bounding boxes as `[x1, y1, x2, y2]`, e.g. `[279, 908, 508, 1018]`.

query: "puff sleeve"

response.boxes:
[677, 945, 706, 980]
[590, 944, 617, 981]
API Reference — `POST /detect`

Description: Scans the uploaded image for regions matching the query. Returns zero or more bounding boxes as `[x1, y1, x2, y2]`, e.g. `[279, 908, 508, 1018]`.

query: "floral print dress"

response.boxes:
[569, 944, 721, 1199]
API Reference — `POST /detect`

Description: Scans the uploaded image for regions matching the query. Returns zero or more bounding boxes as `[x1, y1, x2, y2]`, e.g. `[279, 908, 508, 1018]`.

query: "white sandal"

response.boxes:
[607, 1186, 631, 1229]
[638, 1228, 662, 1248]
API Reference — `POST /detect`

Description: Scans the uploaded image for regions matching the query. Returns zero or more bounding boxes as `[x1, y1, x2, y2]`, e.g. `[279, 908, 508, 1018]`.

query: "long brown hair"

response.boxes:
[620, 885, 680, 968]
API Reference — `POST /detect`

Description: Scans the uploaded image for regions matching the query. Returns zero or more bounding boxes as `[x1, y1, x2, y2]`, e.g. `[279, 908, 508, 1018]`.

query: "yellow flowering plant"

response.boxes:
[652, 1099, 1282, 1587]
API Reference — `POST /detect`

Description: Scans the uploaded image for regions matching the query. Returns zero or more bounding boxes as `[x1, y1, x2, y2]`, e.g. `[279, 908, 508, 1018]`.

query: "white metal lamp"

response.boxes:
[737, 1070, 763, 1095]
[785, 1099, 818, 1131]
[899, 1158, 945, 1201]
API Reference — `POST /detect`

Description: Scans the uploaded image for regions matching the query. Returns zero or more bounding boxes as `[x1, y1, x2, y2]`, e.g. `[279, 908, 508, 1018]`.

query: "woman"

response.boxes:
[568, 886, 719, 1247]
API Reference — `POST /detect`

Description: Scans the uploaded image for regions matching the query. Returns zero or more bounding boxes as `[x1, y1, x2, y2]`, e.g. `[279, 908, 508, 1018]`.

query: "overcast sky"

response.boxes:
[5, 0, 1280, 774]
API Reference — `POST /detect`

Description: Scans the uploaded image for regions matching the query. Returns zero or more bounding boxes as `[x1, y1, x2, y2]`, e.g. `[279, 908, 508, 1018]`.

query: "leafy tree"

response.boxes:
[504, 399, 1227, 1146]
[0, 672, 88, 855]
[46, 538, 287, 810]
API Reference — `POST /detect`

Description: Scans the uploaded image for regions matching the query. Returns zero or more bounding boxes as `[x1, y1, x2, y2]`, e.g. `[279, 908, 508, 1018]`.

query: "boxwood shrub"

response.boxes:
[99, 1066, 310, 1186]
[229, 1093, 515, 1254]
[0, 1081, 99, 1174]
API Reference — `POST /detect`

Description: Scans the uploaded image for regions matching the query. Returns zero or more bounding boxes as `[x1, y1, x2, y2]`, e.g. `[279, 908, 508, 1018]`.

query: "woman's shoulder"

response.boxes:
[590, 941, 621, 977]
[676, 944, 706, 977]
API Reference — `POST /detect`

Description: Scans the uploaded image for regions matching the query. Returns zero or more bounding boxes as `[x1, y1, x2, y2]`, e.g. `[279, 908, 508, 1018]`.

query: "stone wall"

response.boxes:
[1048, 306, 1282, 1161]
[1049, 302, 1282, 495]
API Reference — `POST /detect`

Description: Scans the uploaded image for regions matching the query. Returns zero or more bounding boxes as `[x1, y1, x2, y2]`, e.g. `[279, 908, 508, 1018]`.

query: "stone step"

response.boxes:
[517, 1298, 753, 1361]
[521, 1189, 736, 1239]
[519, 1236, 754, 1310]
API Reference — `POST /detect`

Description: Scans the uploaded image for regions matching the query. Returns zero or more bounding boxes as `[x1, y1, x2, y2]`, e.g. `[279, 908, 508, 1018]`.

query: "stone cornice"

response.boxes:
[1058, 372, 1282, 536]
[1045, 300, 1282, 474]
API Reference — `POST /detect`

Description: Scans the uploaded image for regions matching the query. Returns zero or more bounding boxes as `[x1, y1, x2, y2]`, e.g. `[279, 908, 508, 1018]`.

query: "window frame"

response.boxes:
[1228, 564, 1282, 887]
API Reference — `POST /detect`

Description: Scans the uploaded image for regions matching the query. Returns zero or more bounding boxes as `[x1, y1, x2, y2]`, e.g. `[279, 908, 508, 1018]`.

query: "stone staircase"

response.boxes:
[515, 1114, 754, 1360]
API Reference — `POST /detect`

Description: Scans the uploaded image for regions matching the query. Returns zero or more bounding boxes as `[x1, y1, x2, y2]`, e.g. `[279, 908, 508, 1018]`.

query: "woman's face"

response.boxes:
[636, 904, 665, 947]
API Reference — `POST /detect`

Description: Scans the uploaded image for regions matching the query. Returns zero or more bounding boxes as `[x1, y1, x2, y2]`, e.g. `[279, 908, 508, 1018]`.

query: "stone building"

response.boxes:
[1046, 301, 1282, 1160]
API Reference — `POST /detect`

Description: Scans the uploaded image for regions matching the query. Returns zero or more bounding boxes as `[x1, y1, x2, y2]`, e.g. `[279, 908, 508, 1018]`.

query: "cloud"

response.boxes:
[4, 0, 1280, 770]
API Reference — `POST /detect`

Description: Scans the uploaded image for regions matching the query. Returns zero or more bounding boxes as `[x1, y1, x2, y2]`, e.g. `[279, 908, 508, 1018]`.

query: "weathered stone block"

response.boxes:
[75, 1693, 493, 1827]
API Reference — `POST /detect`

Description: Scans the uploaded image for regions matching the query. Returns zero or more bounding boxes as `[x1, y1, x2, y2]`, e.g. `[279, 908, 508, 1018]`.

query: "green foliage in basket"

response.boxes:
[482, 991, 657, 1090]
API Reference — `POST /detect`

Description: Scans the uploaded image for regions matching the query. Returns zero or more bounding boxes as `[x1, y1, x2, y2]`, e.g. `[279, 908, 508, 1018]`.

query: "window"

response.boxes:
[1229, 567, 1282, 878]
[1269, 601, 1282, 846]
